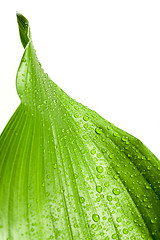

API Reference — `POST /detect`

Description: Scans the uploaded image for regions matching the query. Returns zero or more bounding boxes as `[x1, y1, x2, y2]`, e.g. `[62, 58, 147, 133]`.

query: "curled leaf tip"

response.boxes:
[16, 12, 31, 48]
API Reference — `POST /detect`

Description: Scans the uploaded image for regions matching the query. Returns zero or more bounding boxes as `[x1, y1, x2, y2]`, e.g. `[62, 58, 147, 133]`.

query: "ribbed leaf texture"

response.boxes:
[0, 13, 160, 240]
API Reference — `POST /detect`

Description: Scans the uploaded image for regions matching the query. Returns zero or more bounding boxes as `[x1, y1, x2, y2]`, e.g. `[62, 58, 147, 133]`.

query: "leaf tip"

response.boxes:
[16, 12, 31, 48]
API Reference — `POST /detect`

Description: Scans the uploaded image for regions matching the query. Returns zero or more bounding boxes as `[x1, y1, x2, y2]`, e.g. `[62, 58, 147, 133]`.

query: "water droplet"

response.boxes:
[74, 113, 79, 118]
[104, 182, 109, 187]
[112, 233, 117, 239]
[116, 217, 121, 222]
[96, 166, 104, 173]
[91, 149, 96, 155]
[79, 197, 85, 203]
[74, 174, 78, 179]
[107, 195, 112, 201]
[151, 218, 156, 224]
[96, 197, 100, 202]
[108, 217, 112, 222]
[97, 153, 102, 158]
[96, 174, 102, 179]
[113, 175, 118, 180]
[91, 224, 96, 229]
[116, 202, 120, 207]
[74, 223, 78, 228]
[113, 188, 120, 195]
[123, 228, 128, 234]
[83, 116, 89, 121]
[121, 137, 126, 142]
[113, 132, 118, 137]
[83, 135, 87, 140]
[92, 214, 100, 222]
[102, 148, 107, 153]
[95, 128, 102, 134]
[105, 237, 110, 240]
[96, 185, 102, 193]
[145, 185, 151, 190]
[131, 237, 136, 240]
[83, 123, 88, 128]
[53, 164, 57, 169]
[27, 203, 31, 208]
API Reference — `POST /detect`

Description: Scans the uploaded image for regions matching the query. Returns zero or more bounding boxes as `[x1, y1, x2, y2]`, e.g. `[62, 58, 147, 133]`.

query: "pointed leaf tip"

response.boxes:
[16, 12, 31, 48]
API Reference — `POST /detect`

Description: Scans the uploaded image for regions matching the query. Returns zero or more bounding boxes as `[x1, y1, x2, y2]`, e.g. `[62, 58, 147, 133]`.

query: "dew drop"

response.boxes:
[92, 214, 100, 222]
[130, 237, 136, 240]
[116, 217, 121, 222]
[91, 224, 96, 229]
[116, 202, 120, 207]
[107, 195, 112, 201]
[104, 182, 109, 187]
[74, 113, 79, 118]
[74, 174, 78, 179]
[96, 166, 104, 173]
[95, 128, 102, 134]
[74, 223, 78, 228]
[121, 137, 126, 142]
[96, 185, 102, 193]
[112, 188, 120, 195]
[112, 233, 117, 239]
[97, 153, 102, 158]
[79, 197, 85, 203]
[91, 149, 96, 155]
[123, 228, 128, 234]
[83, 116, 89, 121]
[83, 135, 87, 140]
[96, 174, 102, 179]
[113, 175, 118, 180]
[113, 132, 118, 137]
[151, 218, 156, 224]
[27, 203, 31, 208]
[102, 148, 107, 153]
[108, 217, 112, 222]
[145, 185, 151, 190]
[53, 164, 57, 169]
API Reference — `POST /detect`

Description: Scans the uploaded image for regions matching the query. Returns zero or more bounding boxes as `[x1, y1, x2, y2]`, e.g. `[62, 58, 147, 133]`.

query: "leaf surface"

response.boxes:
[0, 13, 160, 240]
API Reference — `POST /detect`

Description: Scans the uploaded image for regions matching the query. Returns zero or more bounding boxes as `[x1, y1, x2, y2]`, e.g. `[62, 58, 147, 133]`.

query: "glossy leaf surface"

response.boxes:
[0, 13, 160, 240]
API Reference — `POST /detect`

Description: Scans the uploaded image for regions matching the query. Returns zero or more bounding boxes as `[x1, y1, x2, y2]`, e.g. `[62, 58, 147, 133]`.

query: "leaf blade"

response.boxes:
[0, 13, 160, 240]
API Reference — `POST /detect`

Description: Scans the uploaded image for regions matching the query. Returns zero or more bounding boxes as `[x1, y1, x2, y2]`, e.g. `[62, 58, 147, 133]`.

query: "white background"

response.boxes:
[0, 1, 160, 159]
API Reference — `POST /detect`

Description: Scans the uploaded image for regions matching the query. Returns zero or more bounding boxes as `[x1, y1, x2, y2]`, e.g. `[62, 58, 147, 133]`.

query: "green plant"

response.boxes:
[0, 13, 160, 240]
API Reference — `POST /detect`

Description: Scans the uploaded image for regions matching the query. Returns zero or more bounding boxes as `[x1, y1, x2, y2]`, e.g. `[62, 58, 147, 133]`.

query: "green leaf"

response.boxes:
[0, 13, 160, 240]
